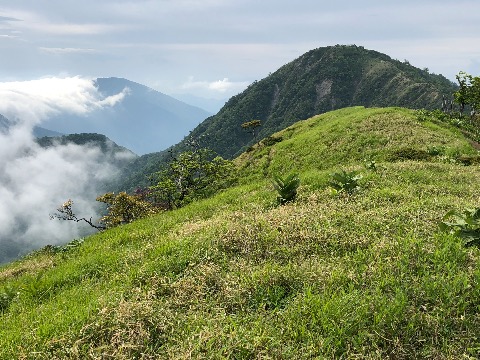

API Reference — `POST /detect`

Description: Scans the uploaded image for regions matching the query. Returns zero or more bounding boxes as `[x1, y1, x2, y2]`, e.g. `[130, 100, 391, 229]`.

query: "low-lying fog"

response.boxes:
[0, 77, 133, 264]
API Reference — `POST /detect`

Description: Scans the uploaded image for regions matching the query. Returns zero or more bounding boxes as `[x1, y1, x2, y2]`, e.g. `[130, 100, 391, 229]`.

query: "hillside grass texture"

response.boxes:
[1, 107, 480, 359]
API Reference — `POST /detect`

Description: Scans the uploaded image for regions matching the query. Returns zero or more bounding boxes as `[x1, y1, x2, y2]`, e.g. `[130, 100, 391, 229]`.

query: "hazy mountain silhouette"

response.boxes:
[39, 77, 211, 155]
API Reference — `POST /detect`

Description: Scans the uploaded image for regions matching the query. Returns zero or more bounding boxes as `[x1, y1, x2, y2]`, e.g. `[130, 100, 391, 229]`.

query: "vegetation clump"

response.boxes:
[241, 119, 262, 140]
[261, 135, 283, 147]
[328, 169, 362, 194]
[454, 71, 480, 115]
[440, 207, 480, 247]
[52, 142, 236, 230]
[96, 192, 159, 229]
[272, 173, 300, 205]
[387, 147, 431, 162]
[149, 144, 236, 210]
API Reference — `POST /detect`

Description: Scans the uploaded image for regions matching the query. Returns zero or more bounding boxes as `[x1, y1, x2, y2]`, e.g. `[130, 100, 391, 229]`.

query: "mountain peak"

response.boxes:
[115, 45, 459, 190]
[189, 45, 457, 158]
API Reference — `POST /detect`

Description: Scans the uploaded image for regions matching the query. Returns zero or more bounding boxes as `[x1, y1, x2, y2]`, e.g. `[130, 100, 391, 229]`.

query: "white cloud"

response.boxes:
[181, 76, 250, 94]
[39, 47, 98, 54]
[0, 76, 129, 126]
[99, 87, 131, 106]
[0, 7, 118, 39]
[0, 34, 18, 39]
[0, 76, 133, 263]
[0, 90, 133, 263]
[0, 124, 121, 263]
[27, 22, 114, 36]
[209, 78, 247, 92]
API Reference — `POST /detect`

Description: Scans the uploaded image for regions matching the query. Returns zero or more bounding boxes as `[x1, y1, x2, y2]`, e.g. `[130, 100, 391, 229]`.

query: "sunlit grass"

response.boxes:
[1, 107, 480, 358]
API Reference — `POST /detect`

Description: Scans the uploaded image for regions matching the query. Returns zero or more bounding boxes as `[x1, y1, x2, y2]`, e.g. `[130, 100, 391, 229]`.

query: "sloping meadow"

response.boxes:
[1, 107, 480, 358]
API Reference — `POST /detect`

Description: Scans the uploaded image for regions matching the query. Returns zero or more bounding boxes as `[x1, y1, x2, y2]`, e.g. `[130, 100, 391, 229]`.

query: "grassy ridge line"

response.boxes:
[236, 106, 474, 178]
[1, 107, 480, 358]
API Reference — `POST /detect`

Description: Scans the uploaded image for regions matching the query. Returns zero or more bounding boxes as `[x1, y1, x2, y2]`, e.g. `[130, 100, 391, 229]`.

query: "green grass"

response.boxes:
[1, 107, 480, 358]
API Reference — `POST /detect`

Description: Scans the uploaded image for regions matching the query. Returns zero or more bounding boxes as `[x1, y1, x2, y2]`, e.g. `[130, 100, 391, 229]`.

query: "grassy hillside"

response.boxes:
[118, 45, 457, 191]
[2, 107, 480, 358]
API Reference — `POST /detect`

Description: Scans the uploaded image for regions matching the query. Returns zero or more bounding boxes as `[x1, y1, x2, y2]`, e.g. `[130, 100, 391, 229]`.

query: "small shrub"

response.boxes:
[415, 109, 450, 123]
[329, 169, 362, 194]
[456, 155, 480, 166]
[0, 285, 18, 312]
[363, 158, 377, 171]
[96, 192, 160, 228]
[439, 207, 480, 247]
[50, 199, 106, 230]
[149, 147, 236, 209]
[427, 145, 446, 156]
[273, 173, 300, 205]
[262, 136, 283, 147]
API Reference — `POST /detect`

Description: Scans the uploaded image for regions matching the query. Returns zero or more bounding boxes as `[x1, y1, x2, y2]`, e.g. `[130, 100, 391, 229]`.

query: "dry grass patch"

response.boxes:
[0, 253, 57, 282]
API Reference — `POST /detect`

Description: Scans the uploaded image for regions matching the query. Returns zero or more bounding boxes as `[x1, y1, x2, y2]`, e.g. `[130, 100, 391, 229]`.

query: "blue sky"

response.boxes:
[0, 0, 479, 101]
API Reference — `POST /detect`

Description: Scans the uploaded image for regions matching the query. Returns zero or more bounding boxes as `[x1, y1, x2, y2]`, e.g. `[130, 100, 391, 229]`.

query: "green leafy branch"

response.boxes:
[439, 207, 480, 247]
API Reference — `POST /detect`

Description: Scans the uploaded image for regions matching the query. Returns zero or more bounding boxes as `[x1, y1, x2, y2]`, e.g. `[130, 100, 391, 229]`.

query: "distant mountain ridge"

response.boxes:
[116, 45, 458, 191]
[33, 127, 63, 138]
[0, 113, 10, 132]
[0, 113, 62, 137]
[36, 133, 137, 158]
[39, 77, 211, 155]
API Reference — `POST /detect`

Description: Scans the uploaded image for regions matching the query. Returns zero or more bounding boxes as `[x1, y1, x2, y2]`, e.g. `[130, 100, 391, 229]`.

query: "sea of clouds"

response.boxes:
[0, 76, 132, 264]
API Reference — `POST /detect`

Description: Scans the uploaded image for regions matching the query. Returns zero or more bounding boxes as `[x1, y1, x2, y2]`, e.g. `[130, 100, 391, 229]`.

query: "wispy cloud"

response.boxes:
[0, 76, 129, 125]
[181, 77, 250, 94]
[0, 8, 117, 36]
[39, 47, 98, 54]
[0, 124, 124, 264]
[27, 22, 115, 36]
[0, 15, 21, 22]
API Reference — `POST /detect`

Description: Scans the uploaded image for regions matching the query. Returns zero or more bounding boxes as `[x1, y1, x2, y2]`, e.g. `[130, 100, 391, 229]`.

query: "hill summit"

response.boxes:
[190, 45, 456, 158]
[118, 45, 458, 191]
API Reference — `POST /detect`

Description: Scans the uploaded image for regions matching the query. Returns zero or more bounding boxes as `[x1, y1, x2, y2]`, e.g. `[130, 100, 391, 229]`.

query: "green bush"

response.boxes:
[456, 155, 480, 166]
[96, 192, 160, 228]
[329, 169, 362, 194]
[0, 285, 17, 313]
[439, 207, 480, 247]
[262, 136, 283, 147]
[273, 173, 300, 205]
[387, 148, 431, 161]
[149, 147, 236, 209]
[363, 158, 377, 171]
[426, 145, 446, 156]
